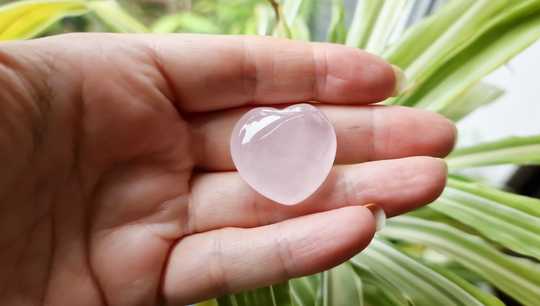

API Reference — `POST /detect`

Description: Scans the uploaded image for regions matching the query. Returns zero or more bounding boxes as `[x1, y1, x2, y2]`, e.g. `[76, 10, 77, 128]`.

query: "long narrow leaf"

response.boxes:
[355, 271, 408, 306]
[283, 0, 303, 26]
[438, 82, 504, 121]
[290, 275, 319, 306]
[217, 295, 239, 306]
[88, 0, 148, 33]
[197, 299, 219, 306]
[0, 0, 88, 40]
[316, 263, 363, 306]
[384, 0, 473, 67]
[447, 135, 540, 168]
[345, 0, 384, 48]
[352, 239, 495, 306]
[218, 283, 292, 306]
[327, 0, 346, 43]
[393, 0, 507, 81]
[447, 177, 540, 217]
[380, 216, 540, 306]
[255, 4, 274, 36]
[364, 0, 408, 55]
[271, 282, 293, 306]
[427, 264, 505, 306]
[398, 1, 540, 109]
[433, 187, 540, 259]
[151, 12, 220, 34]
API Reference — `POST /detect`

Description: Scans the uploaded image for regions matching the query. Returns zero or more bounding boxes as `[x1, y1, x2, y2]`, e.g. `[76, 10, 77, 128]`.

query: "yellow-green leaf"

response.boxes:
[87, 0, 148, 33]
[438, 82, 504, 121]
[381, 217, 540, 306]
[447, 135, 540, 168]
[151, 12, 220, 34]
[0, 0, 88, 40]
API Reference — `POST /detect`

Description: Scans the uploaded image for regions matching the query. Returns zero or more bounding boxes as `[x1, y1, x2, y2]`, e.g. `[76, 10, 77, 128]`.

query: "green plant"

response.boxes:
[2, 0, 540, 305]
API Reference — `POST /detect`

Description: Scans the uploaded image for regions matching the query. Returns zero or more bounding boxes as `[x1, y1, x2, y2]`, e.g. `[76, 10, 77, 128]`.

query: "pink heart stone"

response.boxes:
[230, 104, 337, 205]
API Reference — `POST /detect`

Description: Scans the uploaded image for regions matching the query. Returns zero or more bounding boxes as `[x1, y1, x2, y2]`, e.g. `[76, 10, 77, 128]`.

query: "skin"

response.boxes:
[0, 34, 456, 306]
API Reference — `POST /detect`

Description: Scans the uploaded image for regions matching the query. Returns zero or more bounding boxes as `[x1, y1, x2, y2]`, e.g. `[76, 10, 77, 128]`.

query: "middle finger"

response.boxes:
[190, 105, 456, 171]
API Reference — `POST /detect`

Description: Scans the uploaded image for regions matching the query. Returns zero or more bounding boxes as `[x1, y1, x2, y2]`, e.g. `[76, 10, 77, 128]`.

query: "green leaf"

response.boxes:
[384, 0, 476, 68]
[283, 0, 303, 26]
[271, 282, 293, 306]
[427, 264, 505, 306]
[0, 0, 88, 40]
[381, 216, 540, 306]
[87, 0, 148, 33]
[447, 135, 540, 168]
[151, 12, 220, 34]
[345, 0, 384, 48]
[356, 272, 408, 306]
[327, 0, 346, 43]
[433, 186, 540, 259]
[389, 0, 510, 81]
[218, 283, 292, 306]
[197, 299, 219, 306]
[290, 18, 311, 41]
[290, 275, 319, 306]
[270, 0, 293, 39]
[364, 0, 408, 55]
[447, 177, 540, 217]
[297, 0, 315, 21]
[255, 4, 274, 36]
[352, 239, 495, 306]
[316, 263, 363, 306]
[438, 82, 504, 121]
[216, 295, 240, 306]
[397, 1, 540, 110]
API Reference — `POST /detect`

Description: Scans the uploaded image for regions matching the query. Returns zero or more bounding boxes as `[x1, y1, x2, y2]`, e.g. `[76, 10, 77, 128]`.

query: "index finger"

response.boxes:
[147, 34, 401, 112]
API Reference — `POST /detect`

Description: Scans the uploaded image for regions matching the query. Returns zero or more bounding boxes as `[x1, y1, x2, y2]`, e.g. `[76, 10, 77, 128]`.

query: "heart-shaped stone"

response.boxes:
[230, 104, 337, 205]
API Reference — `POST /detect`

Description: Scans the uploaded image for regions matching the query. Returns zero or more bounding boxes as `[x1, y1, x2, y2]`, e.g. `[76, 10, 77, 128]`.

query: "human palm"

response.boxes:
[0, 34, 455, 306]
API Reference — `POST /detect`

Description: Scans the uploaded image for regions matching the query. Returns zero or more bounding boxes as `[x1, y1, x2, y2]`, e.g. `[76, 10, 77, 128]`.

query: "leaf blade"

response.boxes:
[438, 82, 504, 121]
[0, 0, 88, 40]
[380, 216, 540, 306]
[345, 0, 384, 48]
[447, 135, 540, 168]
[397, 1, 540, 110]
[87, 0, 148, 33]
[352, 239, 494, 306]
[327, 0, 346, 43]
[433, 189, 540, 259]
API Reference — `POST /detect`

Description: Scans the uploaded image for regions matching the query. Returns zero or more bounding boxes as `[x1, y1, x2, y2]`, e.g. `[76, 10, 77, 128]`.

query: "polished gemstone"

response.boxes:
[230, 104, 337, 205]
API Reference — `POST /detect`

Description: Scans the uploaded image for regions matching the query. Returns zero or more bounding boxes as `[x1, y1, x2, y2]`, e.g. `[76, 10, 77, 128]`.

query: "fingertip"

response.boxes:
[433, 114, 458, 157]
[364, 203, 387, 232]
[338, 206, 377, 250]
[283, 206, 376, 277]
[315, 44, 397, 103]
[389, 107, 458, 158]
[391, 65, 408, 97]
[411, 156, 448, 206]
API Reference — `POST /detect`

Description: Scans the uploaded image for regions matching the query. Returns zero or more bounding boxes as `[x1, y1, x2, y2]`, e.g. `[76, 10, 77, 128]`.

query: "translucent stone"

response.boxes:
[230, 104, 337, 205]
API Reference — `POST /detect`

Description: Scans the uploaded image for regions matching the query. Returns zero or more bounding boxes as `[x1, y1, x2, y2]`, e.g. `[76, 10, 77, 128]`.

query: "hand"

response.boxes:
[0, 34, 455, 306]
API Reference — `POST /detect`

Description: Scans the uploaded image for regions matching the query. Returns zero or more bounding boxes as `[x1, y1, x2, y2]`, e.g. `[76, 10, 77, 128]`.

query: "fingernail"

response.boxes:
[391, 65, 407, 97]
[364, 203, 386, 232]
[439, 158, 448, 172]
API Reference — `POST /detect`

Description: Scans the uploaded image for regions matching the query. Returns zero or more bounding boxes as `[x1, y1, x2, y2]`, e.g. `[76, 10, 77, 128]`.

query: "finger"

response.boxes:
[142, 34, 398, 111]
[186, 157, 446, 234]
[13, 33, 397, 110]
[191, 105, 456, 171]
[163, 206, 376, 305]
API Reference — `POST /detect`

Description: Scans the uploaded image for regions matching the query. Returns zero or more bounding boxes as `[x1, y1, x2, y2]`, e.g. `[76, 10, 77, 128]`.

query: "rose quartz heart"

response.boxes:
[230, 104, 337, 205]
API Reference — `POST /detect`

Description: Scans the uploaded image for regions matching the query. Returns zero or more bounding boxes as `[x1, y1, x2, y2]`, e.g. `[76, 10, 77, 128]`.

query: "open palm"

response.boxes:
[0, 34, 455, 306]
